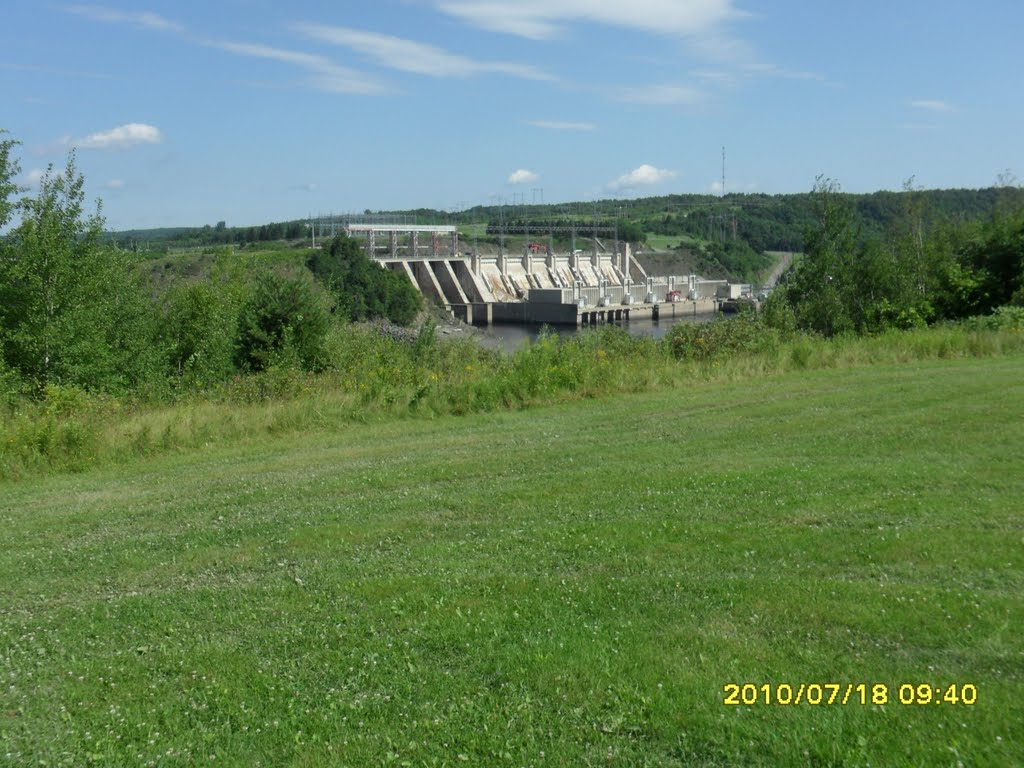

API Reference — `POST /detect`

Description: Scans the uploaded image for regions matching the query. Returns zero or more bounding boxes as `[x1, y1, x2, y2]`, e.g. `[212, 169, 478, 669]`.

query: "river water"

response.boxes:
[475, 310, 716, 352]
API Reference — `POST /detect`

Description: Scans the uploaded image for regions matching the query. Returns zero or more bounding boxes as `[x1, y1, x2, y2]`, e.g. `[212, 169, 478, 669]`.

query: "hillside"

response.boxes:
[109, 187, 1024, 284]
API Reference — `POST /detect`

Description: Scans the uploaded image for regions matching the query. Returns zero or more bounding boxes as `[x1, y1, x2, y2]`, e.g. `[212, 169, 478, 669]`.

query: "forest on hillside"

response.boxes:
[109, 184, 1024, 285]
[111, 186, 1024, 257]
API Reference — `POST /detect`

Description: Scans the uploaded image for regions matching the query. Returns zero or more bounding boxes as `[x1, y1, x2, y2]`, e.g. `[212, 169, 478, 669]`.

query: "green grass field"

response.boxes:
[2, 355, 1022, 766]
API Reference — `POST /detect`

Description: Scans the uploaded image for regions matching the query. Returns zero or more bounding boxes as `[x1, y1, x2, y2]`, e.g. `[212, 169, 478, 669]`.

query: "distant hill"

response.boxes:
[108, 187, 1024, 283]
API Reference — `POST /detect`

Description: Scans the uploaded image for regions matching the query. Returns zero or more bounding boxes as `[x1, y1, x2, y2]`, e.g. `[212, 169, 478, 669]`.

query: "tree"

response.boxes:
[617, 220, 646, 244]
[960, 212, 1024, 314]
[161, 280, 239, 386]
[235, 270, 330, 372]
[308, 235, 421, 326]
[0, 150, 161, 393]
[0, 130, 20, 231]
[781, 178, 858, 336]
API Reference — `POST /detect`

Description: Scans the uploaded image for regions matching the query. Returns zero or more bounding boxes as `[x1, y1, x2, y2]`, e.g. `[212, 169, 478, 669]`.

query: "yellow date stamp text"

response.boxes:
[722, 682, 977, 706]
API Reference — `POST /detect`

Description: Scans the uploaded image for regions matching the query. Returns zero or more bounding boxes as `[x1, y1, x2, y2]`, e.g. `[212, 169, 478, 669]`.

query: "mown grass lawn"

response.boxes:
[2, 355, 1022, 766]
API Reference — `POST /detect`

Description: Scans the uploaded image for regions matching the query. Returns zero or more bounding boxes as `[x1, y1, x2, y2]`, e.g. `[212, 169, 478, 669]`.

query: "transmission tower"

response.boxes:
[721, 146, 726, 198]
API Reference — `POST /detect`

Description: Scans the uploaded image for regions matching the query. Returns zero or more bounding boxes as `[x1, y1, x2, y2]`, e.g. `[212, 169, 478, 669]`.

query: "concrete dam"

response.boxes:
[345, 223, 739, 326]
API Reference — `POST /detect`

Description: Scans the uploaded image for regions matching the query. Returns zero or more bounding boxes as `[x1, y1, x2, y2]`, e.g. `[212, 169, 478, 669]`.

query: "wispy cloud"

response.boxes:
[435, 0, 744, 40]
[525, 120, 596, 131]
[615, 84, 702, 105]
[63, 4, 184, 33]
[508, 169, 540, 185]
[64, 123, 164, 150]
[1, 62, 119, 81]
[62, 5, 387, 96]
[433, 1, 827, 99]
[745, 63, 825, 82]
[910, 99, 954, 113]
[608, 164, 677, 191]
[206, 40, 389, 95]
[692, 69, 738, 86]
[292, 23, 554, 81]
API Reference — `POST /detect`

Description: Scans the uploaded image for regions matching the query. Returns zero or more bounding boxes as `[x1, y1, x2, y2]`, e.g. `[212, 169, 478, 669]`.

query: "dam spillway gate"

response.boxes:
[345, 223, 735, 326]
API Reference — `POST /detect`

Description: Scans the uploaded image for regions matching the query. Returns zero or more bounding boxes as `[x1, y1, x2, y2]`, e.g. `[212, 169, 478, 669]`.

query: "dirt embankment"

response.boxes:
[633, 250, 707, 278]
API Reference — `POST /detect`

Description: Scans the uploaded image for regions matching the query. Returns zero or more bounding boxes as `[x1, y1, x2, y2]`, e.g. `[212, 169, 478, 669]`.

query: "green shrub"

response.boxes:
[664, 312, 778, 362]
[162, 281, 239, 387]
[235, 271, 331, 373]
[961, 305, 1024, 331]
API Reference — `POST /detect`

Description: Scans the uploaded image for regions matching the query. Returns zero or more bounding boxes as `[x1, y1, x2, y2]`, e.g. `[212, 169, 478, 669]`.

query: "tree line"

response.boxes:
[0, 133, 420, 398]
[763, 178, 1024, 335]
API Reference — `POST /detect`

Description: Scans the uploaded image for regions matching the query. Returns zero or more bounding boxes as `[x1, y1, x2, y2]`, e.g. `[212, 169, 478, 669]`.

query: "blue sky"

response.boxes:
[3, 1, 1022, 230]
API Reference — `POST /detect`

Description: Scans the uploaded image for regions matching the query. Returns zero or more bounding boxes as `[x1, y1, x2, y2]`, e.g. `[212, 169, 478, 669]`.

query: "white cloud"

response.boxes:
[910, 99, 954, 113]
[23, 168, 47, 187]
[68, 123, 164, 150]
[105, 179, 125, 189]
[291, 23, 554, 81]
[63, 4, 184, 33]
[435, 0, 743, 40]
[526, 120, 596, 131]
[207, 40, 389, 94]
[615, 84, 702, 105]
[608, 164, 677, 191]
[508, 169, 540, 185]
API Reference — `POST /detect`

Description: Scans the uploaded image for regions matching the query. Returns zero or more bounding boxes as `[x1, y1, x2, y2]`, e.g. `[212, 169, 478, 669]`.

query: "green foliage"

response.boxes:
[779, 178, 860, 336]
[959, 211, 1024, 314]
[0, 353, 26, 410]
[704, 239, 773, 281]
[0, 131, 22, 400]
[235, 270, 330, 373]
[617, 219, 646, 243]
[664, 312, 777, 361]
[0, 129, 20, 230]
[0, 151, 162, 394]
[308, 235, 422, 326]
[759, 292, 798, 337]
[767, 178, 1021, 336]
[161, 280, 240, 387]
[960, 304, 1024, 331]
[3, 319, 1024, 480]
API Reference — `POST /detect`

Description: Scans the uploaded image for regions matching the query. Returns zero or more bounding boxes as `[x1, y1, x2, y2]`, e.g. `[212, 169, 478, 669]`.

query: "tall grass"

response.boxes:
[2, 318, 1022, 481]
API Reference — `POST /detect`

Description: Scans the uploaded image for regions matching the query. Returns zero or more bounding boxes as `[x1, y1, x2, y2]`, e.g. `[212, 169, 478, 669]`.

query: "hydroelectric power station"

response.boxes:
[323, 218, 744, 326]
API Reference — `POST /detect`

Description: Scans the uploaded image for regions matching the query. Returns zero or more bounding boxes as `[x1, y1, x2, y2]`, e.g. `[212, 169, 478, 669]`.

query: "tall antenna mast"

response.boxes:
[721, 146, 726, 198]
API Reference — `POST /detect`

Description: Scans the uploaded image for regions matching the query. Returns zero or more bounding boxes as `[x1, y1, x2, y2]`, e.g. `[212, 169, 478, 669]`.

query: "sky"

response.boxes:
[2, 1, 1022, 230]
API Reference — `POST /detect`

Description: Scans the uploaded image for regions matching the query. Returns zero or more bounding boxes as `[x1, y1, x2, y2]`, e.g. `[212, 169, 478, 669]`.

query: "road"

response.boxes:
[763, 251, 795, 288]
